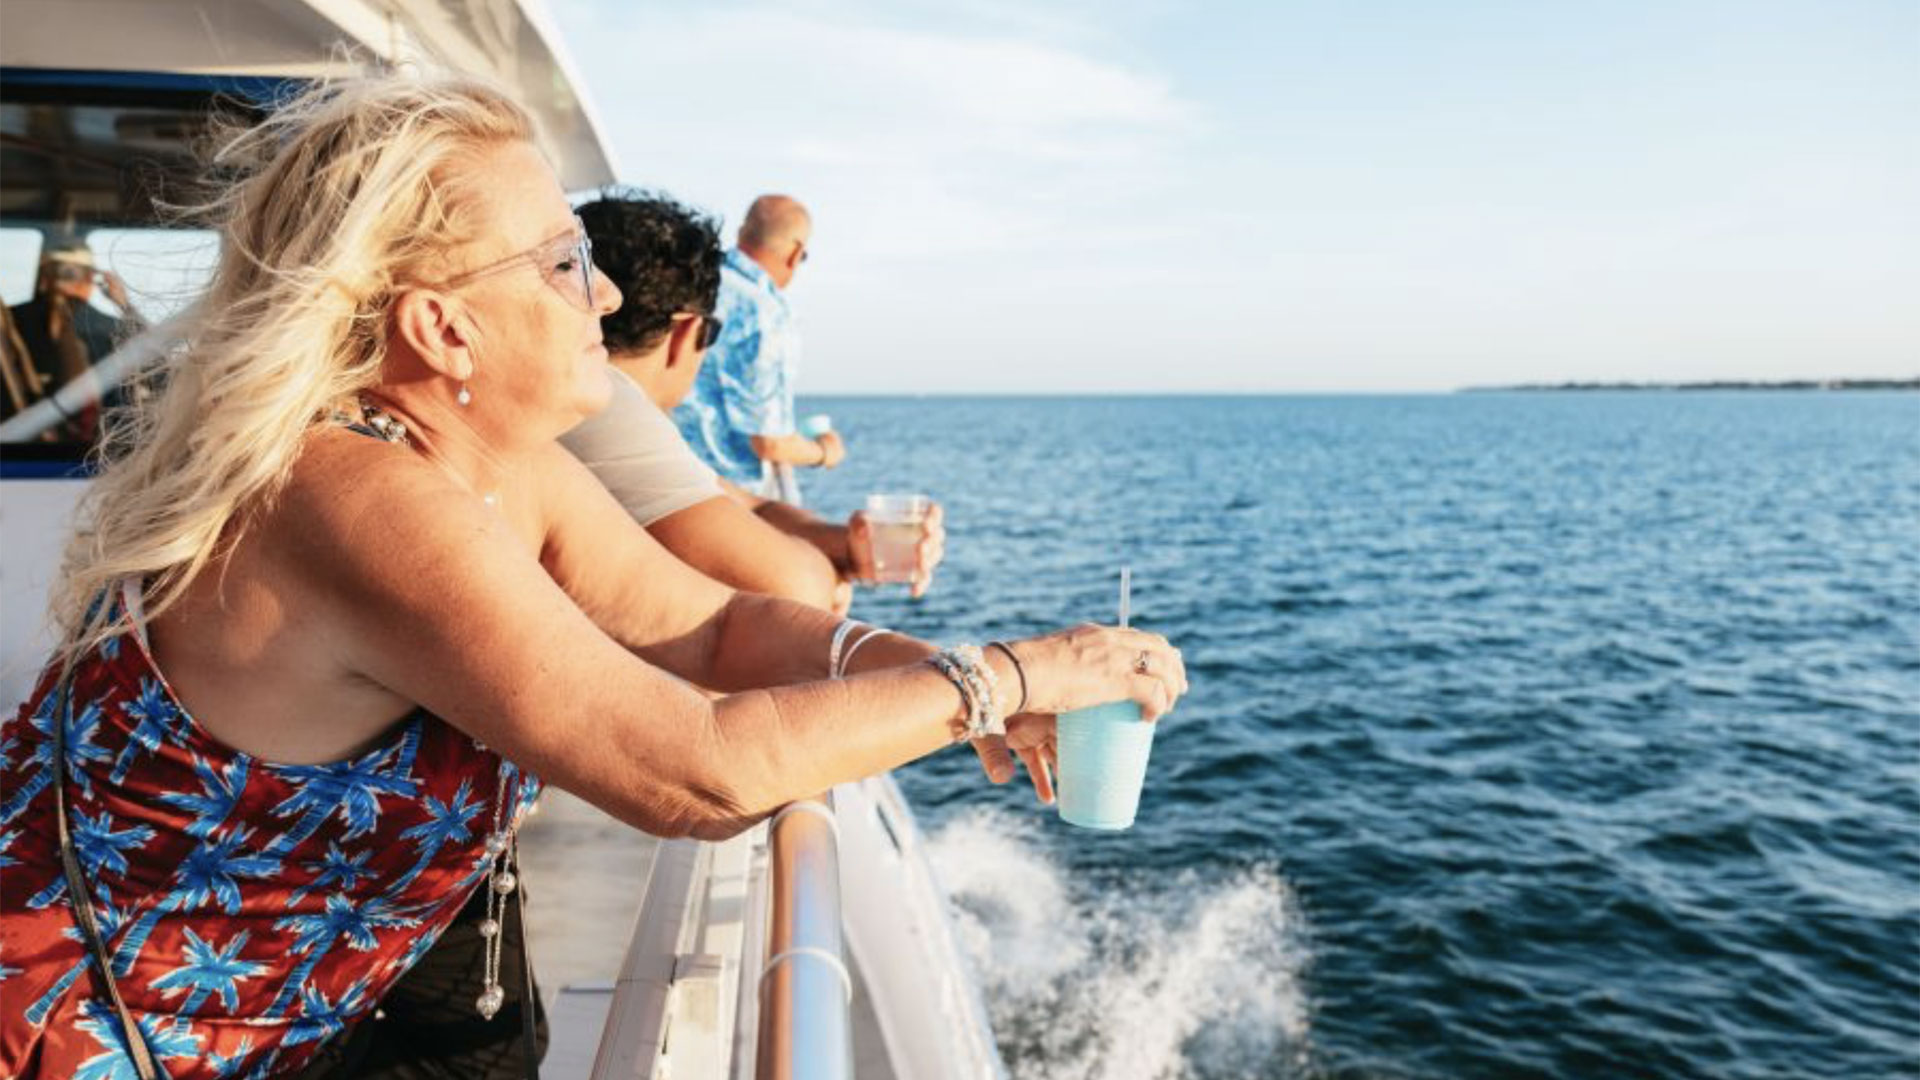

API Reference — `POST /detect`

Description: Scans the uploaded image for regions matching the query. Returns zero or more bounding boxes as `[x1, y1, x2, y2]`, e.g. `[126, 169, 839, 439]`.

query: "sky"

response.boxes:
[547, 0, 1918, 393]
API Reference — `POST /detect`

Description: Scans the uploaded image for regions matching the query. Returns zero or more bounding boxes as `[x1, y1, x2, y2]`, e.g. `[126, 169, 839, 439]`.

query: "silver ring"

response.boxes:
[1133, 650, 1151, 675]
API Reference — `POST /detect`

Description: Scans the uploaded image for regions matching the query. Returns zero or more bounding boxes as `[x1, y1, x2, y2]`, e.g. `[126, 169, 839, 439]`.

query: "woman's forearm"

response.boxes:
[690, 662, 966, 837]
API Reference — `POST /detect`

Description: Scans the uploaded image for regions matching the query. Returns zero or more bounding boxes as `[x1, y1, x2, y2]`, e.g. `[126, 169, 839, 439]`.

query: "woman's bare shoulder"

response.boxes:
[268, 427, 504, 572]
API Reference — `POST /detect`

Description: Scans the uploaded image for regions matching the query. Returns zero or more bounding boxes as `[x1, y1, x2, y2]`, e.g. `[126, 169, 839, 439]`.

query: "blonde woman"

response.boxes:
[0, 74, 1186, 1080]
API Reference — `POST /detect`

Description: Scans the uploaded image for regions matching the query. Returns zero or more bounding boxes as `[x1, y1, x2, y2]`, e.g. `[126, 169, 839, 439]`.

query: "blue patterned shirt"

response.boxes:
[673, 249, 801, 486]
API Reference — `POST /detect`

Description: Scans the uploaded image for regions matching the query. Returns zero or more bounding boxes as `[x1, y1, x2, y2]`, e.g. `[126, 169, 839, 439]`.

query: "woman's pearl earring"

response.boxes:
[457, 384, 472, 407]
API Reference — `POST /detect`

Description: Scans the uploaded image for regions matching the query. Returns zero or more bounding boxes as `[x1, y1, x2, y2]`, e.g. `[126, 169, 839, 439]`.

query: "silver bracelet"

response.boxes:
[827, 619, 862, 679]
[836, 626, 892, 677]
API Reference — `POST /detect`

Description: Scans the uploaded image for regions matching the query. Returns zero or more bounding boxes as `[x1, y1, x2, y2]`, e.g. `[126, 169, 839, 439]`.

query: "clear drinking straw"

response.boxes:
[1118, 566, 1132, 629]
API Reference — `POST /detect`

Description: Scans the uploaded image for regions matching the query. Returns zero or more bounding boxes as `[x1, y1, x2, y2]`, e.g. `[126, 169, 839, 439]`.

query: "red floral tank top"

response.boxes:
[0, 586, 541, 1078]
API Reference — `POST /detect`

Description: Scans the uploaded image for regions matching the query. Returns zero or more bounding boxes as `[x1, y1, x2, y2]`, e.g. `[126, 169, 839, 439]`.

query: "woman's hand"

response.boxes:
[969, 625, 1186, 804]
[967, 714, 1058, 804]
[1008, 623, 1188, 723]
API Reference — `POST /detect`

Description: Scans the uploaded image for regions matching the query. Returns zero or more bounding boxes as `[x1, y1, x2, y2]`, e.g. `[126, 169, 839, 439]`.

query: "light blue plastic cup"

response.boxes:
[800, 413, 833, 438]
[1056, 700, 1156, 830]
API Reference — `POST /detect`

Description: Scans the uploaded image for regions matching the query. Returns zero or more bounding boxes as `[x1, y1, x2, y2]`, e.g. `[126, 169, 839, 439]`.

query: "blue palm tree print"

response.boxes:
[287, 842, 376, 908]
[269, 893, 420, 1013]
[72, 999, 202, 1080]
[384, 925, 443, 977]
[26, 807, 154, 909]
[265, 722, 421, 856]
[110, 825, 281, 975]
[1, 692, 108, 824]
[150, 928, 266, 1016]
[207, 1035, 254, 1078]
[156, 753, 249, 838]
[0, 826, 17, 869]
[25, 896, 131, 1025]
[384, 778, 482, 896]
[107, 677, 181, 784]
[281, 976, 371, 1048]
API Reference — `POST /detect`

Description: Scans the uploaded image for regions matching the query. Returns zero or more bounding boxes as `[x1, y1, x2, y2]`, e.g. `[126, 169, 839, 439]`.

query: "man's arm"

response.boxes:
[749, 429, 844, 468]
[720, 477, 853, 574]
[646, 492, 842, 610]
[714, 306, 843, 469]
[720, 478, 946, 599]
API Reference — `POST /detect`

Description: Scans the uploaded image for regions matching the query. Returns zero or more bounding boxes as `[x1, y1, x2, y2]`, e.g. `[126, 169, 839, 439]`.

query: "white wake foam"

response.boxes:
[926, 808, 1313, 1080]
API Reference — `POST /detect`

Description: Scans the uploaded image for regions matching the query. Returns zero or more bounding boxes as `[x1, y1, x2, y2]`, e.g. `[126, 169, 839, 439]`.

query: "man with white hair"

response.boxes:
[674, 194, 844, 502]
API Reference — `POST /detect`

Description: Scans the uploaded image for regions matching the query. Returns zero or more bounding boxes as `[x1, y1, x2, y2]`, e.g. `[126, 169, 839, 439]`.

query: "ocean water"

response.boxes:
[805, 393, 1920, 1080]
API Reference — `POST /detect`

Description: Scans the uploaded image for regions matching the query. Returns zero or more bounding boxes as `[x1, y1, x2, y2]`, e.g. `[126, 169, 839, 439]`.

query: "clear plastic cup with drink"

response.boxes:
[863, 493, 929, 585]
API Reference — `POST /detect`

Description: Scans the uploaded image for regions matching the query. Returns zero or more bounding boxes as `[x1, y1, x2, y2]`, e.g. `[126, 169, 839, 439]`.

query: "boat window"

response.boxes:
[0, 227, 42, 305]
[2, 88, 240, 448]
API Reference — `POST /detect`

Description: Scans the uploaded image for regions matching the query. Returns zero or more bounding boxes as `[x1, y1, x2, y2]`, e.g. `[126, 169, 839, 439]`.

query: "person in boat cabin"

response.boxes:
[671, 194, 841, 503]
[5, 238, 144, 436]
[0, 73, 1187, 1080]
[563, 189, 947, 615]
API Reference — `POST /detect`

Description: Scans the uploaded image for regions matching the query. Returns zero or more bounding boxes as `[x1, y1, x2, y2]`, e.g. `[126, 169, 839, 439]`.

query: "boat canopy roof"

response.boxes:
[0, 0, 616, 190]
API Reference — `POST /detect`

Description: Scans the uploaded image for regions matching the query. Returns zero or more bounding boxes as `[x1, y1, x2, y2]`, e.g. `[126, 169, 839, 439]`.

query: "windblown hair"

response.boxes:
[576, 188, 723, 354]
[53, 73, 534, 662]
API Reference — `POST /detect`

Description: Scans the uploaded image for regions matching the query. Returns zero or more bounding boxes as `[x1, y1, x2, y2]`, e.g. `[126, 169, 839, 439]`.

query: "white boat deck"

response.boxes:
[519, 789, 903, 1079]
[518, 789, 659, 1079]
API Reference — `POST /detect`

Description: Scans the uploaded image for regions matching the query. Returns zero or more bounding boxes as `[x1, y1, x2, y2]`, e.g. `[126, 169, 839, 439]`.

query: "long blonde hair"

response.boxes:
[54, 73, 535, 661]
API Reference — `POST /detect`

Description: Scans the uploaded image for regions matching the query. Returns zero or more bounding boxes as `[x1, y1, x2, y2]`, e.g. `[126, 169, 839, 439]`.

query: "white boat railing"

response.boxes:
[588, 825, 758, 1080]
[586, 795, 850, 1080]
[755, 796, 852, 1080]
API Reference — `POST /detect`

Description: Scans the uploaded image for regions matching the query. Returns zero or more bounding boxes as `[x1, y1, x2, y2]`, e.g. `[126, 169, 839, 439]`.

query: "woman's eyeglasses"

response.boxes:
[439, 217, 597, 310]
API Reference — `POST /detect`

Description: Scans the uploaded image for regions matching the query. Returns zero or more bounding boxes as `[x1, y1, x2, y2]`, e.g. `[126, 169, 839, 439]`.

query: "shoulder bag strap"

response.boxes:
[51, 659, 161, 1080]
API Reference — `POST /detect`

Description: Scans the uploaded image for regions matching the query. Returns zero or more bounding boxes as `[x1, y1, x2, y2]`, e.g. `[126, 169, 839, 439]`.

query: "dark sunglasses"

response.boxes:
[52, 263, 98, 284]
[692, 312, 722, 350]
[672, 310, 722, 350]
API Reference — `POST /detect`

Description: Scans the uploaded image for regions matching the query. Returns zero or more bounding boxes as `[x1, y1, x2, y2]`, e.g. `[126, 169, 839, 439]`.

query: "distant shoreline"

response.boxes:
[1460, 378, 1919, 393]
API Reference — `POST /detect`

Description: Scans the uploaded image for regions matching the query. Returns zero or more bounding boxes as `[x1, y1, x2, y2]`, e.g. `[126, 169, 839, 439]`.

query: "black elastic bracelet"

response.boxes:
[985, 641, 1029, 713]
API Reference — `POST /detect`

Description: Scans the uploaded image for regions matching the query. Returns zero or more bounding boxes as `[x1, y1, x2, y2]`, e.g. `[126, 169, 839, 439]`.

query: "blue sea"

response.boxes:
[804, 392, 1920, 1080]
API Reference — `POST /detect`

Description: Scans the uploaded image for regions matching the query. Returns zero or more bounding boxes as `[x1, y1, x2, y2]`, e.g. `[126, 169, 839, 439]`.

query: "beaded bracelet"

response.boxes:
[926, 653, 973, 735]
[952, 644, 1000, 727]
[929, 645, 1004, 739]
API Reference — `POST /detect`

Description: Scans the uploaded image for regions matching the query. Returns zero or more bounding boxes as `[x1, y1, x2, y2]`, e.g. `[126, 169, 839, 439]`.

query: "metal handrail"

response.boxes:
[755, 795, 851, 1080]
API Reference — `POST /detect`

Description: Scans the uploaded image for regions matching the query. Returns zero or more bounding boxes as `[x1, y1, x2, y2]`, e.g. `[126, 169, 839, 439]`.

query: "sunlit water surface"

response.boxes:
[808, 392, 1920, 1080]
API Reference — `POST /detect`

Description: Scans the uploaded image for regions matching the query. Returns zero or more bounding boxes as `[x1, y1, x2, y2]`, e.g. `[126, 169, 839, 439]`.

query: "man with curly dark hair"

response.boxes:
[560, 189, 947, 612]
